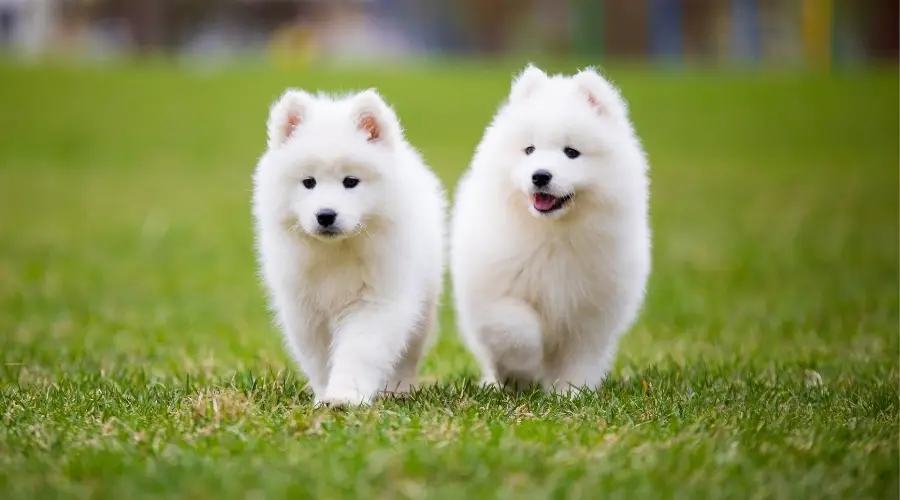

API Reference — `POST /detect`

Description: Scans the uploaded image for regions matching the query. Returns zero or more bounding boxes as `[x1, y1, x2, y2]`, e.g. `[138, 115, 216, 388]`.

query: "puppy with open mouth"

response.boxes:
[252, 88, 446, 407]
[450, 64, 651, 395]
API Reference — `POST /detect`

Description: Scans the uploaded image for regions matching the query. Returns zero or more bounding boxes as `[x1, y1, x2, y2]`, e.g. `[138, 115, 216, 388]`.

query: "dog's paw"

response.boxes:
[382, 379, 416, 398]
[546, 381, 592, 400]
[478, 377, 502, 391]
[314, 400, 350, 412]
[316, 389, 370, 409]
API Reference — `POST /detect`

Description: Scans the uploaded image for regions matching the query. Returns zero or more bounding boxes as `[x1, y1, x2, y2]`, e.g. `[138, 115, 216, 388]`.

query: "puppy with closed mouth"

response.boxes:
[450, 64, 651, 395]
[252, 88, 446, 407]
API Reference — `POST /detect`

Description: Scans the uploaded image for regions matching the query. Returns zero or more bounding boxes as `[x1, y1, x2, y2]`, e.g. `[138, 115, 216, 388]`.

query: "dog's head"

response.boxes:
[256, 88, 404, 243]
[483, 64, 646, 220]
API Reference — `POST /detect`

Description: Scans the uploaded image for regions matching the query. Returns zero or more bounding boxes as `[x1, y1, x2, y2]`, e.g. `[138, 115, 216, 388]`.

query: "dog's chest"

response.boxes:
[300, 252, 370, 314]
[506, 234, 618, 325]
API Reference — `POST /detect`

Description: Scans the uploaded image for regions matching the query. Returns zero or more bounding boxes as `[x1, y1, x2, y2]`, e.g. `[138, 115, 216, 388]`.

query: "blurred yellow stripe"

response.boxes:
[802, 0, 833, 69]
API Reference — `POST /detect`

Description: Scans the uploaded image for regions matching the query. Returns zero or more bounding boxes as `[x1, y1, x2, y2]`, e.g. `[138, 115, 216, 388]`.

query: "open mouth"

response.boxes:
[532, 192, 573, 214]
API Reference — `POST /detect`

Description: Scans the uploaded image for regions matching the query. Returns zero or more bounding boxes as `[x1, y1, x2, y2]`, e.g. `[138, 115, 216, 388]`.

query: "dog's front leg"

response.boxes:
[476, 299, 544, 390]
[278, 307, 330, 400]
[544, 328, 617, 398]
[320, 300, 418, 407]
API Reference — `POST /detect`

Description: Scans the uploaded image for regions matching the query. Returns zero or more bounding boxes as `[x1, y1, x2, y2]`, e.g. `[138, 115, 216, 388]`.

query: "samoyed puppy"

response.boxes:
[252, 88, 446, 407]
[450, 64, 651, 395]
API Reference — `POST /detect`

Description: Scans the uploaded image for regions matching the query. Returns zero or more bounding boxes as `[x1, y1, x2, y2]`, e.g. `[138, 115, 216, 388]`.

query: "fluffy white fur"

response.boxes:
[252, 88, 446, 407]
[450, 64, 651, 395]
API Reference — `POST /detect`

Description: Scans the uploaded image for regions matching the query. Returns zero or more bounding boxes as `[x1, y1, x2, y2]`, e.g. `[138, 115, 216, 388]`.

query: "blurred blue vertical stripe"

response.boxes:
[730, 0, 761, 62]
[648, 0, 682, 64]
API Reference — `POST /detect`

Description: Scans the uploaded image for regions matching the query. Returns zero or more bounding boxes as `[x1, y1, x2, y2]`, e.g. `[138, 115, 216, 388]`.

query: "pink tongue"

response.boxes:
[533, 193, 557, 211]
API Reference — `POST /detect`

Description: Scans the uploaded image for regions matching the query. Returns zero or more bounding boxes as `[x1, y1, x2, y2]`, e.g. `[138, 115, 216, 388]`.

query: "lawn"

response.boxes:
[0, 60, 897, 499]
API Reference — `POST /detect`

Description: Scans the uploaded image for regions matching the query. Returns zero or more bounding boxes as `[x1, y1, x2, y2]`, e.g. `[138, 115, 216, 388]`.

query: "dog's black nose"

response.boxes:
[532, 170, 552, 187]
[316, 209, 337, 227]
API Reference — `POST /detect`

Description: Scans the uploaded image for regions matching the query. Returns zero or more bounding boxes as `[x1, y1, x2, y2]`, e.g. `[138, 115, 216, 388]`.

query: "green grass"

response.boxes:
[0, 60, 897, 499]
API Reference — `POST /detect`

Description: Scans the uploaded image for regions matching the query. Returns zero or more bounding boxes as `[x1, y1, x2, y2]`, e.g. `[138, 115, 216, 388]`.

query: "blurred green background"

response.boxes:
[0, 62, 896, 376]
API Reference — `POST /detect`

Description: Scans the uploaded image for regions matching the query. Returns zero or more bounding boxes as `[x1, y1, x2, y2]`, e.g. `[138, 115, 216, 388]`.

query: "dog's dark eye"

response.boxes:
[524, 146, 535, 155]
[342, 176, 360, 189]
[302, 177, 316, 189]
[563, 147, 581, 159]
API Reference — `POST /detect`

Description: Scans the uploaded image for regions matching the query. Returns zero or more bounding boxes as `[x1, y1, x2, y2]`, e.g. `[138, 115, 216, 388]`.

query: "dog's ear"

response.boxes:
[350, 89, 400, 146]
[267, 89, 313, 149]
[573, 67, 628, 120]
[510, 63, 547, 102]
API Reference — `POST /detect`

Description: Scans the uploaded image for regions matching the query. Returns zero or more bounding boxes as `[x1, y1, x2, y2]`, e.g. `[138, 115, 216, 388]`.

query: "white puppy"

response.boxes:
[450, 65, 651, 394]
[252, 88, 446, 406]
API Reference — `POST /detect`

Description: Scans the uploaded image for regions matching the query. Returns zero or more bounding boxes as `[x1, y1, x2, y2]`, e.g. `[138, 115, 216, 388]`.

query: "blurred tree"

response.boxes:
[861, 0, 898, 60]
[120, 0, 163, 52]
[602, 0, 649, 60]
[682, 0, 720, 62]
[459, 0, 521, 54]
